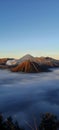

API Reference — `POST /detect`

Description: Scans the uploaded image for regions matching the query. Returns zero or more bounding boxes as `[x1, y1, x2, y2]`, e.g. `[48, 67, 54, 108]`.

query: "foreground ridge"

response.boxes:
[0, 112, 59, 130]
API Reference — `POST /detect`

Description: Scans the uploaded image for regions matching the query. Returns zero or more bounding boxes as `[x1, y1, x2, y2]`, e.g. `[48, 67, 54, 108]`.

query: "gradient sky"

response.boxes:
[0, 0, 59, 59]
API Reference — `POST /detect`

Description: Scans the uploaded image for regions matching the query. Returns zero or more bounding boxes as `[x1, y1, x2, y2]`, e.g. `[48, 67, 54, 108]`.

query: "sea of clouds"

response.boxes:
[0, 69, 59, 129]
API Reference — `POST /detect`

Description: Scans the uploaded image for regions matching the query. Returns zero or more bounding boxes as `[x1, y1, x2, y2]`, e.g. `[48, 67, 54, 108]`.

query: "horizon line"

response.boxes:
[0, 54, 59, 60]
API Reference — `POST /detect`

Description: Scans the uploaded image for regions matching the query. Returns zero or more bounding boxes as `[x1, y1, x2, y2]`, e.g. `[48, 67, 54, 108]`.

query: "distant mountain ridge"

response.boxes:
[0, 54, 59, 73]
[35, 56, 59, 67]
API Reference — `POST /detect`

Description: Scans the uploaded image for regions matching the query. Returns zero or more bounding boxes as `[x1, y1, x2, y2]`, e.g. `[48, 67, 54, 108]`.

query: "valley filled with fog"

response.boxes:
[0, 69, 59, 128]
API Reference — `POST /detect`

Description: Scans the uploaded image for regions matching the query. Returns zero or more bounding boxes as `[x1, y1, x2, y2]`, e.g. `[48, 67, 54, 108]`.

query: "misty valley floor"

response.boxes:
[0, 69, 59, 129]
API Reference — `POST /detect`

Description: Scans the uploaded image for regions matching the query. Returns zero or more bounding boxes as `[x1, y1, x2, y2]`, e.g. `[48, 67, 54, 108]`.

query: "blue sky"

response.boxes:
[0, 0, 59, 59]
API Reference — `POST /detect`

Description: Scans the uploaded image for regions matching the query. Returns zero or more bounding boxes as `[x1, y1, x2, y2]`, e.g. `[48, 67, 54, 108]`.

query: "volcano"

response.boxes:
[11, 60, 49, 73]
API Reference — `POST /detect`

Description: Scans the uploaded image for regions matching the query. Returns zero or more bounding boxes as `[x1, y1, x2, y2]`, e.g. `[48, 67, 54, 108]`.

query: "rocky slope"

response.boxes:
[11, 60, 49, 73]
[0, 54, 59, 73]
[36, 57, 59, 67]
[0, 58, 8, 65]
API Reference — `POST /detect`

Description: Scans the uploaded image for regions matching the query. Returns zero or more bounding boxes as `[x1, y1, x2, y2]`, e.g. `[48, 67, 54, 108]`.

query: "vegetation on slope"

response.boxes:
[0, 113, 59, 130]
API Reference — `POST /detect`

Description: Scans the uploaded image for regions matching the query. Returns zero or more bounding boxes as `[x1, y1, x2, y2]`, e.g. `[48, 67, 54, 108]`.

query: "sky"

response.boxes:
[0, 0, 59, 59]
